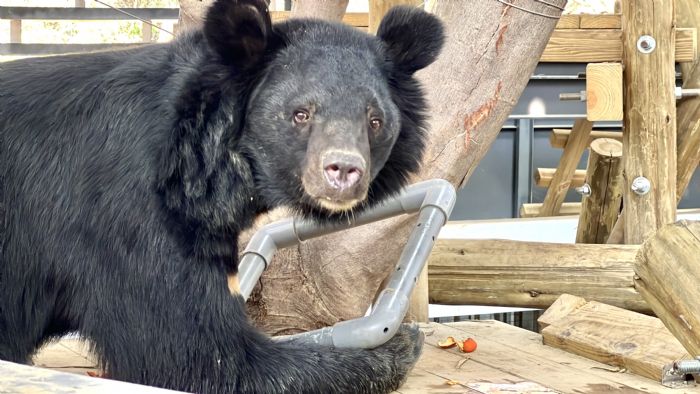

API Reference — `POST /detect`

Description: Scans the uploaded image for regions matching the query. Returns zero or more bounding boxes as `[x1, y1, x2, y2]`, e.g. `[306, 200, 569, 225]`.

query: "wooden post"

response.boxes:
[75, 0, 86, 7]
[621, 0, 677, 244]
[576, 138, 623, 243]
[635, 220, 700, 356]
[538, 119, 593, 217]
[10, 20, 21, 44]
[368, 0, 421, 34]
[608, 0, 700, 245]
[142, 21, 153, 43]
[407, 266, 429, 322]
[428, 239, 647, 312]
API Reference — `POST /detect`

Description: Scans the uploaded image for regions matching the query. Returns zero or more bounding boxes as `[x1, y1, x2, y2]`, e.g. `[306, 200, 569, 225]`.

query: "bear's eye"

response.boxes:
[293, 110, 310, 125]
[369, 118, 383, 131]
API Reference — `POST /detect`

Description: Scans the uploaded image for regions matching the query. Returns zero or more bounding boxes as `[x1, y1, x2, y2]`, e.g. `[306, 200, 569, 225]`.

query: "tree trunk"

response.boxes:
[291, 0, 349, 20]
[177, 0, 566, 335]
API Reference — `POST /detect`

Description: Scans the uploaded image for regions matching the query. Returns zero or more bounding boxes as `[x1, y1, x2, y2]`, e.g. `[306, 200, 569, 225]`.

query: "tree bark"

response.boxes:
[176, 0, 566, 334]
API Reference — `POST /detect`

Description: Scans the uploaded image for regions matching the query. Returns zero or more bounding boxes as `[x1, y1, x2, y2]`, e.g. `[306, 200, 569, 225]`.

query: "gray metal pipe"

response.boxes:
[237, 179, 456, 348]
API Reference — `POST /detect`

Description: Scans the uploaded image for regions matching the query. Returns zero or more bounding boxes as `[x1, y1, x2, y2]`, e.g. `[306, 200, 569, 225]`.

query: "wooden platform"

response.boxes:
[4, 321, 697, 393]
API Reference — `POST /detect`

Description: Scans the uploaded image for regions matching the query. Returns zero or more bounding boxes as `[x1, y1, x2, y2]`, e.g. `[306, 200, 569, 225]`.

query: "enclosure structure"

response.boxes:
[2, 0, 700, 392]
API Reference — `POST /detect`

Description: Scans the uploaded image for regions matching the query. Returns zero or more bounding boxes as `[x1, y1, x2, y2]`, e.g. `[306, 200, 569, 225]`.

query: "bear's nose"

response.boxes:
[323, 153, 365, 191]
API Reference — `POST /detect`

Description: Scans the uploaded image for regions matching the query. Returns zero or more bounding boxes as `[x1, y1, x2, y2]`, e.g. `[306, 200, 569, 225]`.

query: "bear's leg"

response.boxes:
[84, 266, 422, 394]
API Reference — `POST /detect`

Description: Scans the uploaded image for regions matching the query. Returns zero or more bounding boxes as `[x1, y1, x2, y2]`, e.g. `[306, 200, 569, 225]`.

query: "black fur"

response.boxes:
[0, 0, 444, 392]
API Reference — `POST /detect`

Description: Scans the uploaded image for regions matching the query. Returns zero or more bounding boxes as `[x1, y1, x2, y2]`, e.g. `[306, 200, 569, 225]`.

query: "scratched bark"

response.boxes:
[177, 0, 566, 334]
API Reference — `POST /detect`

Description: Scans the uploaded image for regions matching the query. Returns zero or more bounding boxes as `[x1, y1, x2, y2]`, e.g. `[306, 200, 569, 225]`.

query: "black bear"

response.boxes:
[0, 0, 444, 392]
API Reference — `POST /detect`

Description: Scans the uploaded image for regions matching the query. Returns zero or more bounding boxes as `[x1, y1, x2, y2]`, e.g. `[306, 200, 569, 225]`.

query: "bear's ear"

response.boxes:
[377, 6, 444, 74]
[204, 0, 272, 68]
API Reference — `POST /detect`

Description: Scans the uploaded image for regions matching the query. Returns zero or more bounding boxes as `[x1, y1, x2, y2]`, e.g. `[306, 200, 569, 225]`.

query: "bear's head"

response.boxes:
[204, 0, 444, 220]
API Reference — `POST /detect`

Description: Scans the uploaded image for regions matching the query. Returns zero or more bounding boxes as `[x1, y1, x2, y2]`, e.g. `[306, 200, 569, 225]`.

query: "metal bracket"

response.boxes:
[661, 357, 700, 388]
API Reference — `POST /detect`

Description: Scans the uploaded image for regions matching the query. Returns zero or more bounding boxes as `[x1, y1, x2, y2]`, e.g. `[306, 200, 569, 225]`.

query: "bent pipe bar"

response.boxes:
[238, 179, 456, 349]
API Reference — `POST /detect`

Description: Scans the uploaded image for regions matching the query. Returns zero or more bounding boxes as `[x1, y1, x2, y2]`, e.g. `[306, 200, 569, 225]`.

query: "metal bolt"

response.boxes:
[673, 358, 700, 375]
[675, 86, 700, 99]
[575, 183, 591, 197]
[637, 35, 656, 54]
[631, 177, 651, 195]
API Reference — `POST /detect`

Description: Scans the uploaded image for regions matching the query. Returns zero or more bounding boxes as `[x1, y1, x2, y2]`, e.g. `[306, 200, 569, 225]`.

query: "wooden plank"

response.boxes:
[425, 321, 678, 393]
[556, 15, 579, 29]
[450, 320, 682, 393]
[539, 295, 692, 382]
[10, 19, 21, 44]
[580, 14, 622, 29]
[0, 360, 184, 393]
[549, 128, 622, 149]
[540, 28, 695, 62]
[427, 238, 647, 312]
[535, 167, 586, 188]
[539, 119, 593, 217]
[537, 293, 588, 330]
[520, 202, 581, 217]
[622, 0, 677, 244]
[586, 63, 623, 121]
[635, 220, 700, 356]
[576, 138, 624, 243]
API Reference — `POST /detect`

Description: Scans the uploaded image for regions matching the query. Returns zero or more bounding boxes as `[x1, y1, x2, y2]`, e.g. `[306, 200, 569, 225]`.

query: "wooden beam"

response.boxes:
[635, 220, 700, 356]
[540, 28, 695, 63]
[427, 239, 648, 312]
[368, 0, 420, 34]
[407, 266, 428, 323]
[270, 11, 367, 26]
[535, 168, 586, 188]
[520, 202, 581, 218]
[576, 139, 623, 243]
[621, 0, 677, 244]
[579, 14, 621, 29]
[523, 203, 699, 219]
[586, 63, 623, 121]
[555, 15, 579, 29]
[539, 119, 593, 217]
[10, 19, 21, 44]
[539, 295, 691, 382]
[549, 128, 622, 149]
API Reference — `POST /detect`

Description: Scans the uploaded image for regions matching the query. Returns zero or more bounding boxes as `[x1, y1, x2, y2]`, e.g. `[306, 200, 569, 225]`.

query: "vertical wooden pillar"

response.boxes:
[621, 0, 676, 244]
[368, 0, 421, 34]
[75, 0, 86, 7]
[576, 138, 623, 244]
[142, 21, 153, 43]
[10, 20, 21, 44]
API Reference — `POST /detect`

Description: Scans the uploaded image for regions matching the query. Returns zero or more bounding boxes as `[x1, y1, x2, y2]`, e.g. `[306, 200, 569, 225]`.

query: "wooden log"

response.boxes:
[368, 0, 420, 34]
[635, 220, 700, 356]
[427, 239, 648, 312]
[576, 138, 623, 243]
[549, 128, 621, 149]
[539, 119, 593, 217]
[539, 294, 691, 382]
[621, 0, 677, 244]
[520, 202, 581, 217]
[585, 63, 623, 121]
[10, 19, 21, 44]
[535, 168, 586, 188]
[608, 0, 700, 245]
[540, 28, 695, 63]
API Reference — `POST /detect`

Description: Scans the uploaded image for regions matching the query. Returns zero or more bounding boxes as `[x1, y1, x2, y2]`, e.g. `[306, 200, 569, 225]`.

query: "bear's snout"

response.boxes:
[323, 152, 365, 191]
